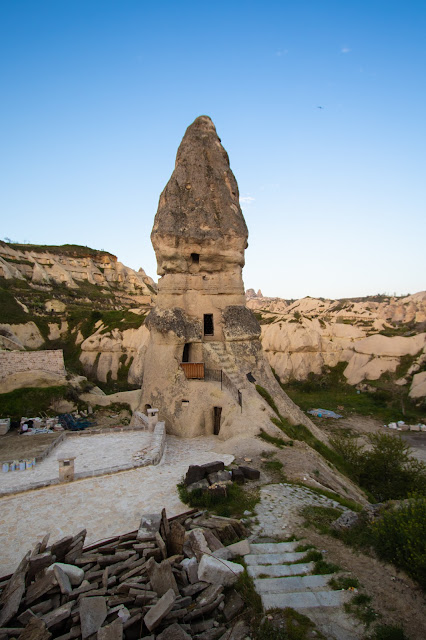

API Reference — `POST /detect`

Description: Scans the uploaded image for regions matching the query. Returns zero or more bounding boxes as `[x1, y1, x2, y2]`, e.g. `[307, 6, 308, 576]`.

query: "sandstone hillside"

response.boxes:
[246, 289, 426, 400]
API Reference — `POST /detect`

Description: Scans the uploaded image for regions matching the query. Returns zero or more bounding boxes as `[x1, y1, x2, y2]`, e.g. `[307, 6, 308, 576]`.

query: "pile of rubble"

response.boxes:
[0, 507, 252, 640]
[184, 461, 260, 497]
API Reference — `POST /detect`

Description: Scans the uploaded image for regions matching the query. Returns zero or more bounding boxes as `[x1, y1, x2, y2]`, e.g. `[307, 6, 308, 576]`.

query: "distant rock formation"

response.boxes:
[246, 292, 426, 398]
[0, 242, 156, 301]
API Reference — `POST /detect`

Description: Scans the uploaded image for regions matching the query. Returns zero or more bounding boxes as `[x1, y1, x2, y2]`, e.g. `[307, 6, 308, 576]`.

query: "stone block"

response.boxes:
[156, 623, 191, 640]
[238, 466, 260, 480]
[184, 466, 205, 486]
[79, 596, 107, 639]
[137, 513, 162, 541]
[207, 471, 231, 485]
[231, 469, 245, 484]
[97, 619, 123, 640]
[144, 588, 176, 632]
[200, 461, 225, 475]
[197, 555, 244, 587]
[225, 539, 251, 557]
[47, 562, 84, 586]
[168, 521, 186, 556]
[181, 557, 199, 584]
[146, 557, 179, 596]
[223, 589, 245, 621]
[186, 479, 209, 493]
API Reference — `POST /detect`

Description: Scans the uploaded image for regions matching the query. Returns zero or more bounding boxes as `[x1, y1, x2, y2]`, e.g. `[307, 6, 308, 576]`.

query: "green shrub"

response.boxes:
[177, 481, 259, 519]
[330, 433, 426, 501]
[367, 624, 409, 640]
[371, 494, 426, 589]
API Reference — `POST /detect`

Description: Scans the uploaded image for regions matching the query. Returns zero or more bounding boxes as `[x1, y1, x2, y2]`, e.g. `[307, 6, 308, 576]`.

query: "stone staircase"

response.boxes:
[246, 541, 352, 613]
[203, 341, 246, 390]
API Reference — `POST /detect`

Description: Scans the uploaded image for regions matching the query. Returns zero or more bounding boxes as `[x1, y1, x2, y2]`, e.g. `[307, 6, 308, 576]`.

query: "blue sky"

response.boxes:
[1, 1, 425, 299]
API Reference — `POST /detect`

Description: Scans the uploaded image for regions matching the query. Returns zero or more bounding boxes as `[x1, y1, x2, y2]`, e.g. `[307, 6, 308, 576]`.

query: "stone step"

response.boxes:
[245, 552, 307, 565]
[247, 562, 315, 579]
[254, 574, 333, 594]
[250, 542, 299, 554]
[261, 589, 352, 611]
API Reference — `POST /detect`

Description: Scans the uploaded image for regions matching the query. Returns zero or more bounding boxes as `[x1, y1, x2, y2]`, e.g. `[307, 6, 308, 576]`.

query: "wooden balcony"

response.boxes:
[180, 362, 205, 379]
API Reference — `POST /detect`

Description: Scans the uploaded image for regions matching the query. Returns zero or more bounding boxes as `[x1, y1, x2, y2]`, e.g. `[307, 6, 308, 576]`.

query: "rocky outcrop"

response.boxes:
[248, 292, 426, 394]
[137, 116, 320, 440]
[0, 242, 156, 299]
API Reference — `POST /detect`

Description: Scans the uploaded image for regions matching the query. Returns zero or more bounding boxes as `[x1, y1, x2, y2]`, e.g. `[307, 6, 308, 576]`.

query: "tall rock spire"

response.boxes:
[151, 116, 248, 276]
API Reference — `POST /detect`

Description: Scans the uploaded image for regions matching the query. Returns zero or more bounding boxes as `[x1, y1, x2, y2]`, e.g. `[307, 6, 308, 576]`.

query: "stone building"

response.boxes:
[137, 116, 319, 440]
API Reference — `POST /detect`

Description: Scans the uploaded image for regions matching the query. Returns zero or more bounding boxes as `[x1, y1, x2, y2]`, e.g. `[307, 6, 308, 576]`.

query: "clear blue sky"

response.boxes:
[1, 1, 425, 299]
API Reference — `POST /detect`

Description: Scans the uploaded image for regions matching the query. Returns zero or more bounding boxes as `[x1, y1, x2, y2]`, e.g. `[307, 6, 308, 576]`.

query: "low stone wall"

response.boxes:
[0, 350, 65, 381]
[0, 423, 167, 496]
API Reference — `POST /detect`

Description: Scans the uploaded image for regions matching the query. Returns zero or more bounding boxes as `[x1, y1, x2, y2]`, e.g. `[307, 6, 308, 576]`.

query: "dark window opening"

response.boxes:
[182, 343, 191, 363]
[204, 314, 214, 336]
[213, 407, 222, 435]
[191, 253, 200, 264]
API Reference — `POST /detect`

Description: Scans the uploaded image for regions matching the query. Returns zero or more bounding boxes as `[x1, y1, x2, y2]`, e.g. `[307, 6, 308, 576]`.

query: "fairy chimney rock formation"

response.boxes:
[138, 116, 320, 440]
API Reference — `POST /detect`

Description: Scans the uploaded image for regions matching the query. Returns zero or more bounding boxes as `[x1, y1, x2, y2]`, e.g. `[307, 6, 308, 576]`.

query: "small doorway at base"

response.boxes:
[145, 404, 152, 413]
[213, 406, 222, 435]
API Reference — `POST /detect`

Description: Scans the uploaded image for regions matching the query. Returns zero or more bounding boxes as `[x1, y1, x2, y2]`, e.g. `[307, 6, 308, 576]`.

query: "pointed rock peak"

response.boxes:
[151, 116, 248, 263]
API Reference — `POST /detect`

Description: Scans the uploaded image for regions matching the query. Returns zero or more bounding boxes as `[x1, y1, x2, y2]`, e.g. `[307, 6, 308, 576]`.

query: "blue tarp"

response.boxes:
[307, 408, 343, 419]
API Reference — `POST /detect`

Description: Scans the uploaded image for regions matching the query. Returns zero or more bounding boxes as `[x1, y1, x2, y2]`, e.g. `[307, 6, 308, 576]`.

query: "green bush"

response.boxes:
[330, 433, 426, 501]
[177, 481, 259, 519]
[371, 495, 426, 589]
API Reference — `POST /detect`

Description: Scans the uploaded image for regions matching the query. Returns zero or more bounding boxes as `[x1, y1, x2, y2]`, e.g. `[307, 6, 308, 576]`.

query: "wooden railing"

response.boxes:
[180, 362, 205, 379]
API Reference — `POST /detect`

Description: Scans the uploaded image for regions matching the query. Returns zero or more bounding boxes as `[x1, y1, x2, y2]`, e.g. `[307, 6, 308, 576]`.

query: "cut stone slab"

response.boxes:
[19, 617, 52, 640]
[184, 465, 205, 485]
[156, 623, 192, 640]
[80, 596, 108, 639]
[226, 539, 251, 556]
[261, 589, 352, 611]
[47, 562, 85, 586]
[144, 588, 177, 632]
[247, 562, 315, 579]
[169, 521, 186, 556]
[0, 550, 30, 626]
[249, 541, 298, 554]
[185, 529, 223, 562]
[53, 565, 72, 595]
[181, 557, 199, 584]
[137, 513, 162, 541]
[97, 619, 123, 640]
[198, 555, 244, 587]
[244, 552, 306, 565]
[254, 574, 333, 594]
[146, 557, 179, 596]
[41, 602, 73, 629]
[223, 589, 245, 621]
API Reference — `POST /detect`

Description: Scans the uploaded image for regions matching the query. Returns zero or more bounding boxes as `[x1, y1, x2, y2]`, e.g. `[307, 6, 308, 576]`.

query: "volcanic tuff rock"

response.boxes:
[137, 115, 324, 442]
[248, 291, 426, 396]
[151, 115, 248, 277]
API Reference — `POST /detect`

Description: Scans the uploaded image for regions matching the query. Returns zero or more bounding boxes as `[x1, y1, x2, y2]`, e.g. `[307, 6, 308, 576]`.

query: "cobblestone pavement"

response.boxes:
[0, 432, 155, 492]
[0, 435, 233, 576]
[249, 483, 348, 539]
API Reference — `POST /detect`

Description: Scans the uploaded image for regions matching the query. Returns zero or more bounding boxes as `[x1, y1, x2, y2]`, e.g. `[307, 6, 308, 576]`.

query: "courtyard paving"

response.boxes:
[0, 431, 155, 492]
[0, 434, 233, 576]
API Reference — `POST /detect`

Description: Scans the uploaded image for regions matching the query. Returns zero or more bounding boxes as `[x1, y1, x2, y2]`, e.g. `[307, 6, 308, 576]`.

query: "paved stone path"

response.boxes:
[0, 435, 233, 576]
[0, 432, 155, 492]
[248, 483, 363, 640]
[249, 482, 347, 538]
